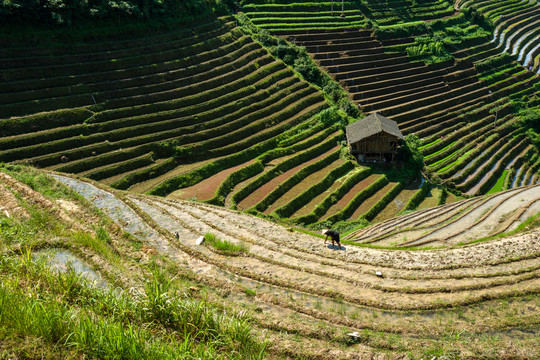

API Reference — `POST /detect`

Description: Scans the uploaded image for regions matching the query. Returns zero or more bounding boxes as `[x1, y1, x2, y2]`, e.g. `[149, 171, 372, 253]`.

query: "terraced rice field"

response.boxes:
[458, 0, 540, 72]
[24, 170, 535, 359]
[346, 183, 540, 247]
[361, 0, 455, 25]
[0, 18, 330, 196]
[279, 23, 540, 198]
[241, 0, 367, 33]
[2, 1, 540, 233]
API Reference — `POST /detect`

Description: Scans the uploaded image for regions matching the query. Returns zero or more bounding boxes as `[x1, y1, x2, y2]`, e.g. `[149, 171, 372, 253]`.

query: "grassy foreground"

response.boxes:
[0, 164, 266, 359]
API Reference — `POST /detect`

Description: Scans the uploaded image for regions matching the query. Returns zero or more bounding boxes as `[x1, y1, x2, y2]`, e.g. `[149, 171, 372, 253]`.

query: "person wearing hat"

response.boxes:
[322, 229, 342, 250]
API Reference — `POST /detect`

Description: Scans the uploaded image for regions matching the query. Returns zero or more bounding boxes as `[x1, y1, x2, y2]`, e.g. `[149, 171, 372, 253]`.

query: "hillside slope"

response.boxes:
[2, 165, 538, 359]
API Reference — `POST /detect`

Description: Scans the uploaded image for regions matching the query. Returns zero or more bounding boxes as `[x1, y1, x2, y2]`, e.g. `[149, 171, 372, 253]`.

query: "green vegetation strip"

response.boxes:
[362, 182, 405, 222]
[274, 161, 355, 218]
[253, 147, 342, 213]
[231, 132, 340, 206]
[294, 167, 372, 225]
[324, 175, 389, 224]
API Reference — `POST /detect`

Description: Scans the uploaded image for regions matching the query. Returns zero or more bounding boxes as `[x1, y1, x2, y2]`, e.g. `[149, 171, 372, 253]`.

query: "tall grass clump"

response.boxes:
[203, 232, 248, 256]
[0, 250, 265, 359]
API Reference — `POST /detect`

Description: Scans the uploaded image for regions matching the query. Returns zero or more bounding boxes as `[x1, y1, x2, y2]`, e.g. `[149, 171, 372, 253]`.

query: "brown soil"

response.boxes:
[321, 174, 381, 220]
[0, 182, 29, 219]
[372, 180, 422, 223]
[238, 145, 340, 210]
[291, 167, 359, 218]
[264, 157, 345, 214]
[170, 160, 255, 201]
[128, 158, 215, 194]
[350, 181, 396, 220]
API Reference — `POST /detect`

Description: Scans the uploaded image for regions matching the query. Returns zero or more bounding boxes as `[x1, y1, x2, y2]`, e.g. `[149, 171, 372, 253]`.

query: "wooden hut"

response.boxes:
[346, 113, 404, 162]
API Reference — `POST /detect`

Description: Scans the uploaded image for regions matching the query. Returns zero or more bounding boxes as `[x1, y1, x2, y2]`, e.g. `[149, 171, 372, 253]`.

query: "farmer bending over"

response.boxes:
[322, 229, 342, 250]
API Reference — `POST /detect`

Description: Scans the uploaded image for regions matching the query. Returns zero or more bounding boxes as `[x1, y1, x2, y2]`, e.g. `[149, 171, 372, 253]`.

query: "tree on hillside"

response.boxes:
[0, 0, 220, 26]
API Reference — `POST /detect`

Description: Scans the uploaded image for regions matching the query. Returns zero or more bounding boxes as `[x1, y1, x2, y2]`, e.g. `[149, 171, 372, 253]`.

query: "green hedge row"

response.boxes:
[400, 180, 431, 214]
[181, 91, 325, 158]
[362, 182, 404, 222]
[0, 129, 112, 164]
[1, 92, 99, 118]
[2, 27, 244, 83]
[0, 18, 230, 67]
[447, 120, 517, 181]
[245, 10, 361, 18]
[0, 17, 234, 63]
[475, 53, 513, 73]
[251, 15, 364, 25]
[422, 107, 494, 155]
[0, 123, 88, 152]
[90, 39, 262, 104]
[147, 134, 283, 197]
[231, 131, 341, 206]
[99, 53, 275, 111]
[425, 116, 497, 167]
[1, 22, 238, 95]
[503, 168, 516, 190]
[55, 144, 153, 173]
[0, 108, 92, 137]
[438, 133, 500, 179]
[253, 148, 341, 212]
[257, 20, 366, 30]
[10, 29, 245, 98]
[385, 82, 486, 119]
[90, 60, 287, 122]
[294, 167, 371, 225]
[258, 123, 334, 164]
[274, 160, 354, 218]
[514, 153, 533, 187]
[419, 97, 510, 145]
[35, 86, 313, 172]
[169, 82, 311, 148]
[89, 68, 295, 132]
[86, 152, 155, 181]
[112, 111, 325, 191]
[275, 119, 323, 148]
[205, 161, 265, 206]
[324, 175, 389, 224]
[476, 138, 529, 194]
[242, 2, 359, 12]
[111, 157, 177, 190]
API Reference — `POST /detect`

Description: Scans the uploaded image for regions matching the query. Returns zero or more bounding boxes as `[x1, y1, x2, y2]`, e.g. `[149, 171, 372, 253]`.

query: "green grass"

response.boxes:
[203, 232, 249, 256]
[487, 169, 508, 194]
[0, 254, 266, 360]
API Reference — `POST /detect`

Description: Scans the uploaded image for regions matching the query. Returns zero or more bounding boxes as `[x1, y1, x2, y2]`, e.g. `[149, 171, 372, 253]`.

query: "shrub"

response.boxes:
[397, 134, 425, 178]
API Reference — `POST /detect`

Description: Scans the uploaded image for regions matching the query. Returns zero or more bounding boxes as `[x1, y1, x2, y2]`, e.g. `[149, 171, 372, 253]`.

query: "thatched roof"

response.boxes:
[346, 113, 404, 144]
